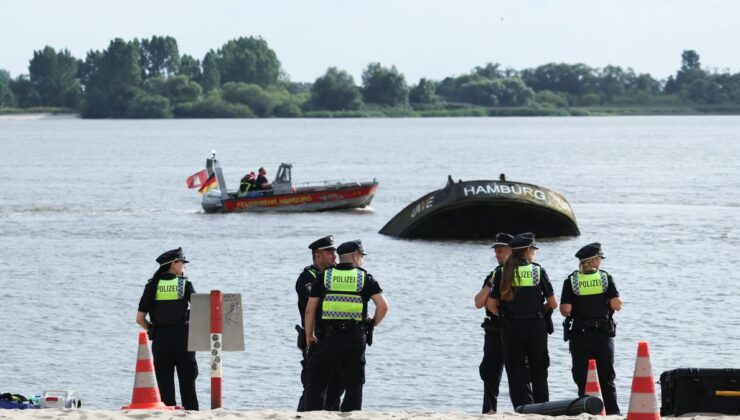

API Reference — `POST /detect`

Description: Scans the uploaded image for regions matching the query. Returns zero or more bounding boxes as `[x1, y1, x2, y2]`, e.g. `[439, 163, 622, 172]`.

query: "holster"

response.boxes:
[563, 316, 573, 342]
[295, 324, 307, 350]
[363, 321, 375, 346]
[481, 316, 503, 333]
[543, 306, 554, 335]
[607, 317, 617, 337]
[147, 324, 156, 341]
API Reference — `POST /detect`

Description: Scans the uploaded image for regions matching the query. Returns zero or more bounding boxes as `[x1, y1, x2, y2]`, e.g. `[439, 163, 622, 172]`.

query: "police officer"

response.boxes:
[303, 240, 389, 412]
[487, 233, 557, 409]
[295, 235, 338, 411]
[136, 247, 198, 410]
[560, 243, 623, 414]
[474, 232, 513, 414]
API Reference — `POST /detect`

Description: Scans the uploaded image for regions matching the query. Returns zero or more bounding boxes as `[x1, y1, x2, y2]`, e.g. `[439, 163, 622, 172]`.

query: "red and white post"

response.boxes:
[210, 290, 223, 409]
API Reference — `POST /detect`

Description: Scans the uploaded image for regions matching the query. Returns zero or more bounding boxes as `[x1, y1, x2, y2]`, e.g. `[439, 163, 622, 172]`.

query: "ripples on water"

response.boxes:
[1, 117, 739, 412]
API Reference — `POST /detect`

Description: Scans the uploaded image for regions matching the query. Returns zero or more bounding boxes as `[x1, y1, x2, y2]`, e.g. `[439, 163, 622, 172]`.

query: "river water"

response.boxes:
[1, 116, 739, 412]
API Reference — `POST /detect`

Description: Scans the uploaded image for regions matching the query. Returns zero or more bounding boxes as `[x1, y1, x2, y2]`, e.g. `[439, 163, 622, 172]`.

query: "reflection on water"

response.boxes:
[1, 116, 739, 412]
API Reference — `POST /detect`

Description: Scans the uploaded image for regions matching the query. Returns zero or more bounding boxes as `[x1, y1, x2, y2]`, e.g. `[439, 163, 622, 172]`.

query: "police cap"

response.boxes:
[156, 247, 189, 266]
[509, 232, 538, 250]
[491, 232, 514, 248]
[337, 240, 366, 256]
[575, 242, 605, 261]
[308, 235, 335, 251]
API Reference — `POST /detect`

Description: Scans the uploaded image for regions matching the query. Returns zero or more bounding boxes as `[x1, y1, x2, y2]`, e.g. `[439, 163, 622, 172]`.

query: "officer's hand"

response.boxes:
[306, 335, 318, 349]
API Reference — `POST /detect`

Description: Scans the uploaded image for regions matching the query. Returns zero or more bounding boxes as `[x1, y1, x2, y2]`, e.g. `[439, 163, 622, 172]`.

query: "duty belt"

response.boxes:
[572, 317, 611, 333]
[324, 320, 367, 335]
[507, 312, 544, 320]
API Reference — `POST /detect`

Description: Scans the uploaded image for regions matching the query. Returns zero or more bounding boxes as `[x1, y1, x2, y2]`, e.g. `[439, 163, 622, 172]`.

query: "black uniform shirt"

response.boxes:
[561, 270, 619, 319]
[490, 262, 554, 317]
[296, 265, 320, 327]
[309, 262, 382, 324]
[481, 266, 501, 318]
[138, 273, 195, 326]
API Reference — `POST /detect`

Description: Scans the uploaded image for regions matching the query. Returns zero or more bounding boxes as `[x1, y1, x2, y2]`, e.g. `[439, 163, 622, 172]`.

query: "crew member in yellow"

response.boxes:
[560, 243, 622, 414]
[136, 247, 198, 410]
[304, 240, 388, 411]
[487, 232, 557, 409]
[474, 232, 513, 414]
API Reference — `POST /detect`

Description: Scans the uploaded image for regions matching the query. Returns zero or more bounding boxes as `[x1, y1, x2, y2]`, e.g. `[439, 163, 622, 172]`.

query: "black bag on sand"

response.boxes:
[660, 368, 740, 416]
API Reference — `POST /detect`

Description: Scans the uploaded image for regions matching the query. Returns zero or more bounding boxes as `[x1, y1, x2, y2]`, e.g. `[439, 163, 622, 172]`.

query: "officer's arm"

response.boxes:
[369, 293, 388, 327]
[136, 311, 151, 331]
[304, 297, 320, 347]
[485, 298, 499, 316]
[474, 286, 490, 309]
[609, 297, 623, 311]
[546, 295, 558, 310]
[560, 303, 572, 317]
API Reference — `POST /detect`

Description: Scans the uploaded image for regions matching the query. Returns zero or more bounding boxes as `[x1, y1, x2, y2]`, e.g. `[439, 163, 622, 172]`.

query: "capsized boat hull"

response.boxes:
[379, 179, 579, 239]
[202, 182, 378, 213]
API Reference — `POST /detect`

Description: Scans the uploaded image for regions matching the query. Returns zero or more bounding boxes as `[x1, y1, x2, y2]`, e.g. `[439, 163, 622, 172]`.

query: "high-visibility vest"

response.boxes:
[570, 270, 608, 296]
[155, 276, 187, 301]
[512, 264, 540, 287]
[321, 268, 365, 321]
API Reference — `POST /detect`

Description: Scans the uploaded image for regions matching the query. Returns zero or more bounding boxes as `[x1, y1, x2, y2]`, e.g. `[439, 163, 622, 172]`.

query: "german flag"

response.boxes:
[198, 174, 217, 194]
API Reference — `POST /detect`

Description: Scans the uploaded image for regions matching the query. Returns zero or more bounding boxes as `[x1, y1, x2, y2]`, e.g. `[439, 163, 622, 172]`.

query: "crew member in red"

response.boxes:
[238, 171, 256, 197]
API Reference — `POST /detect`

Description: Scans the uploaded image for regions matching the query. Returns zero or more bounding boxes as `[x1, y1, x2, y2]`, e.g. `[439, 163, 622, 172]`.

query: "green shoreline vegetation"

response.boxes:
[1, 36, 739, 119]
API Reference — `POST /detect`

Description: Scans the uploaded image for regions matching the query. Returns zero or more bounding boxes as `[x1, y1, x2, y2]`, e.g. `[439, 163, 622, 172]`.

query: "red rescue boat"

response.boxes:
[195, 153, 379, 213]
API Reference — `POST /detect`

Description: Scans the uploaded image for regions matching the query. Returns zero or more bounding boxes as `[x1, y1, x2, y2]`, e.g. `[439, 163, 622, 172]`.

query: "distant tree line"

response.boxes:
[2, 36, 740, 118]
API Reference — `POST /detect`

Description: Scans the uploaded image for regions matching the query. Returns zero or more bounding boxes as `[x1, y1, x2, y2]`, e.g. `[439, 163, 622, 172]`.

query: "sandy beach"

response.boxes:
[1, 410, 739, 420]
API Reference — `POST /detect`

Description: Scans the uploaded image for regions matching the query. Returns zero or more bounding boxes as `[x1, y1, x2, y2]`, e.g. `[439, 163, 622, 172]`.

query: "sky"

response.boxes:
[2, 0, 739, 84]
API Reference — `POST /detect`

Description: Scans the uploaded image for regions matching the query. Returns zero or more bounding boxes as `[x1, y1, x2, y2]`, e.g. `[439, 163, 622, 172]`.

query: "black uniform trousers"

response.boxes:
[298, 347, 345, 411]
[479, 329, 504, 413]
[569, 332, 619, 415]
[502, 318, 550, 409]
[305, 328, 366, 412]
[151, 326, 199, 410]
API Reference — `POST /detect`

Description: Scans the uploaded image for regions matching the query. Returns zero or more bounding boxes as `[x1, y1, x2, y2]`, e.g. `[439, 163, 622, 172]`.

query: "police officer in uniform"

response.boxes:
[136, 247, 199, 410]
[304, 240, 389, 412]
[487, 233, 557, 409]
[295, 235, 338, 411]
[560, 243, 623, 414]
[474, 232, 513, 414]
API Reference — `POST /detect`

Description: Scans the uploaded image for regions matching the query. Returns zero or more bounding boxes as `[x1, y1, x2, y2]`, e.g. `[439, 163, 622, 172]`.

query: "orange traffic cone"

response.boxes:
[122, 332, 174, 410]
[627, 342, 660, 420]
[585, 359, 606, 415]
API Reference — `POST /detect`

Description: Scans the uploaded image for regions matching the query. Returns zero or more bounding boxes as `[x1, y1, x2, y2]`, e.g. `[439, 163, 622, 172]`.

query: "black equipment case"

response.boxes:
[660, 368, 740, 415]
